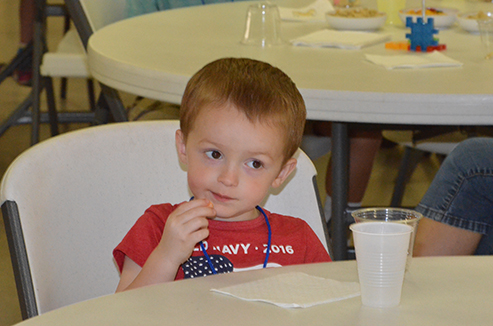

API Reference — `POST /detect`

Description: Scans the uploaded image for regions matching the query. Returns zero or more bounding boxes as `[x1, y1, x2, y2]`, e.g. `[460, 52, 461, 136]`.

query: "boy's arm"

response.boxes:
[116, 199, 215, 292]
[116, 251, 182, 292]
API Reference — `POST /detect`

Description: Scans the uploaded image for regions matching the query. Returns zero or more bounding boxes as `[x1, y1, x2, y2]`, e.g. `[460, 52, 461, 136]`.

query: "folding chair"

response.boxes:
[0, 0, 129, 145]
[1, 120, 331, 320]
[0, 1, 65, 145]
[63, 0, 128, 123]
[383, 128, 469, 206]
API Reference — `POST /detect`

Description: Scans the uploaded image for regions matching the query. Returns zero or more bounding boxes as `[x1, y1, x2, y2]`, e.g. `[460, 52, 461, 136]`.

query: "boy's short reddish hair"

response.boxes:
[180, 58, 306, 161]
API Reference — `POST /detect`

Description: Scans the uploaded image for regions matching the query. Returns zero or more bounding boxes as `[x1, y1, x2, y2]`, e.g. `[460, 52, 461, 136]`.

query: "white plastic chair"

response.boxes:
[382, 129, 468, 206]
[39, 0, 128, 124]
[41, 0, 127, 79]
[0, 120, 330, 320]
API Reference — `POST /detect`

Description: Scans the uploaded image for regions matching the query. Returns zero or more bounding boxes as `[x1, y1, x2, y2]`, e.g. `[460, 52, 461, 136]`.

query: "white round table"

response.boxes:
[13, 257, 493, 326]
[88, 0, 493, 124]
[87, 0, 493, 259]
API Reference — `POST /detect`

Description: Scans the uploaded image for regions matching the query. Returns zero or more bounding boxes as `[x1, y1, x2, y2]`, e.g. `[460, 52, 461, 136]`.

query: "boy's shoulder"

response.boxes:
[263, 209, 311, 229]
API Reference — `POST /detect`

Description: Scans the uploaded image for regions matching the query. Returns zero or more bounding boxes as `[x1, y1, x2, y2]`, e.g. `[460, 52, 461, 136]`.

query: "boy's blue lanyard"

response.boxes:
[192, 197, 272, 274]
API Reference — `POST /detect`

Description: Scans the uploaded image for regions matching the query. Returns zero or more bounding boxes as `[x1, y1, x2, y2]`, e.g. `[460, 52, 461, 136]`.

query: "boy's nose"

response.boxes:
[217, 165, 239, 187]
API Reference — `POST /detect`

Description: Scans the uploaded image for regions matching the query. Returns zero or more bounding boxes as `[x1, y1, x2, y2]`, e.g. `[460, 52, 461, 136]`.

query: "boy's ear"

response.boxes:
[271, 158, 297, 188]
[175, 130, 188, 165]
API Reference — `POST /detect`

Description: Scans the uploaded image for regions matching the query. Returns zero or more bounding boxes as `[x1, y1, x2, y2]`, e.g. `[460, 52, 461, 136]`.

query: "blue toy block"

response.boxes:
[405, 16, 439, 51]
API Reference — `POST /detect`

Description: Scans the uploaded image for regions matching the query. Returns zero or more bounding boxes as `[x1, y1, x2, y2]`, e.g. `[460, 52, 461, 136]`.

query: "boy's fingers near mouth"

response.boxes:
[191, 200, 216, 220]
[173, 198, 216, 221]
[190, 198, 216, 218]
[175, 198, 209, 212]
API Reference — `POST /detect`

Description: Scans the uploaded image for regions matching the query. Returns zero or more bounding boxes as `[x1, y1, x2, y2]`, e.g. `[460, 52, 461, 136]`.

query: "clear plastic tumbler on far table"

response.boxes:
[352, 207, 422, 270]
[241, 3, 284, 47]
[350, 222, 413, 308]
[478, 17, 493, 59]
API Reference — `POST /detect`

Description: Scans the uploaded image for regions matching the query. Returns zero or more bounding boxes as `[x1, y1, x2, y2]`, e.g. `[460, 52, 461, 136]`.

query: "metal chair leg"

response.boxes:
[60, 77, 68, 99]
[87, 79, 97, 112]
[0, 94, 34, 138]
[44, 77, 59, 136]
[30, 0, 47, 145]
[99, 84, 128, 122]
[0, 43, 33, 85]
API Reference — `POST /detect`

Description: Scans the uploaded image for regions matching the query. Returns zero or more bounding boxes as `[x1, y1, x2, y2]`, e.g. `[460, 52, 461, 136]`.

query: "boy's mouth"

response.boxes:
[211, 192, 234, 202]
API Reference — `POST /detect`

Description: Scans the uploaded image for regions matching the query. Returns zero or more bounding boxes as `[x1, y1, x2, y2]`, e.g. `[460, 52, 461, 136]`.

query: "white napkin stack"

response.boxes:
[365, 51, 464, 69]
[292, 30, 391, 50]
[279, 0, 334, 22]
[211, 272, 360, 308]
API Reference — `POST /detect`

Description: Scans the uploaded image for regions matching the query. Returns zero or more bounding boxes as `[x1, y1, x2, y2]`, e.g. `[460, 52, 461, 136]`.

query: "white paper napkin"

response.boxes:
[279, 0, 334, 22]
[211, 272, 360, 308]
[291, 29, 391, 50]
[365, 51, 464, 69]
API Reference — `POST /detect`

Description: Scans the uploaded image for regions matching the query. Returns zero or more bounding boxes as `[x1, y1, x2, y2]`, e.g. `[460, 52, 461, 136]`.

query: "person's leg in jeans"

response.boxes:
[414, 137, 493, 256]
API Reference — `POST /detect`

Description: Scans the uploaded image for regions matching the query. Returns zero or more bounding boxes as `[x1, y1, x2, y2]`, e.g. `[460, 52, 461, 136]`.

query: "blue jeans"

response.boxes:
[415, 137, 493, 255]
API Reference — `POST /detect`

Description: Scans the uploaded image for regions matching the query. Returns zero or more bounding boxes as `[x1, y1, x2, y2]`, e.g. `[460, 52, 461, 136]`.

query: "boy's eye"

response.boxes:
[206, 150, 222, 160]
[247, 160, 263, 169]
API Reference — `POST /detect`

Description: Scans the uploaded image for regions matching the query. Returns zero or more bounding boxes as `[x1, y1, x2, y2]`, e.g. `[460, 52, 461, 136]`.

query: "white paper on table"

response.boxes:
[291, 29, 391, 50]
[278, 0, 334, 22]
[365, 51, 464, 69]
[211, 272, 360, 309]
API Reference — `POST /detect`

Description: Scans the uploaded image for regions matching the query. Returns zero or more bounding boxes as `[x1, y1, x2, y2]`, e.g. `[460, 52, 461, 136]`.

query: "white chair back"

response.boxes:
[1, 121, 329, 318]
[40, 0, 130, 124]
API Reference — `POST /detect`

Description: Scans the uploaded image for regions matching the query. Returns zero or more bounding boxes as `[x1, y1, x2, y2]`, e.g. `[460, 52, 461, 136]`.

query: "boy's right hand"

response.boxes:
[157, 198, 216, 268]
[116, 199, 216, 292]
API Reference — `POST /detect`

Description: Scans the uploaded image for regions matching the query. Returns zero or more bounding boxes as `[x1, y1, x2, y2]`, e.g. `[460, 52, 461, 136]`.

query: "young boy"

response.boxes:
[114, 58, 331, 292]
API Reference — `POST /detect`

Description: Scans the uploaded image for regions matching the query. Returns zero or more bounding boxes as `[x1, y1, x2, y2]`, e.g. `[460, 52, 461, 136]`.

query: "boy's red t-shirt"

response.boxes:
[114, 203, 331, 280]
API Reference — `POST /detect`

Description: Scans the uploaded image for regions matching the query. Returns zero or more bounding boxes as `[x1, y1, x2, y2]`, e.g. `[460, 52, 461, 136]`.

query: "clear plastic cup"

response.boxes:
[478, 18, 493, 59]
[350, 222, 412, 308]
[241, 3, 284, 47]
[352, 208, 422, 270]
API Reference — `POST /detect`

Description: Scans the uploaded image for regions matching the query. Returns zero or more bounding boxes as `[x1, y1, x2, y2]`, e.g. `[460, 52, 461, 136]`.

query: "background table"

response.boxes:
[14, 256, 493, 325]
[87, 0, 493, 259]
